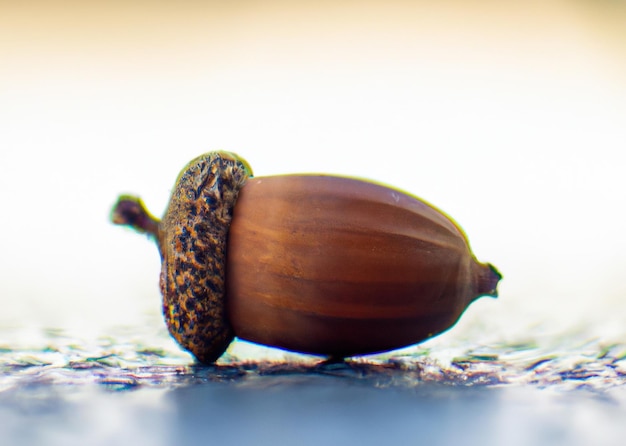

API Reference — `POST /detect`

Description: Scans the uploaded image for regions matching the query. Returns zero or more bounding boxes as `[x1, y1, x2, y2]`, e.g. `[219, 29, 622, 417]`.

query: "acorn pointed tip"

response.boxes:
[476, 262, 502, 298]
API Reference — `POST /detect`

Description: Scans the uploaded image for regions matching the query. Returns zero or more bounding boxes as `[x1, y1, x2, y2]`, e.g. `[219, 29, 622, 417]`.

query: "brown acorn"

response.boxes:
[111, 151, 501, 364]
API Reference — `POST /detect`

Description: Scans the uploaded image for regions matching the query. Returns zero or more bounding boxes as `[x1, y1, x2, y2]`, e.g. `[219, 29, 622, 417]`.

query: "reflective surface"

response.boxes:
[0, 323, 625, 446]
[1, 323, 625, 392]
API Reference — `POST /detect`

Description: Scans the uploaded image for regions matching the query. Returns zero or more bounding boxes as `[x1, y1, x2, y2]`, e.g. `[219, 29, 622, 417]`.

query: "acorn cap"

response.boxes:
[112, 151, 252, 363]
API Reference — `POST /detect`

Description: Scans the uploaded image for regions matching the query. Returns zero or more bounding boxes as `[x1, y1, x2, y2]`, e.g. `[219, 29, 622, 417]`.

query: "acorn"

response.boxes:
[111, 151, 501, 364]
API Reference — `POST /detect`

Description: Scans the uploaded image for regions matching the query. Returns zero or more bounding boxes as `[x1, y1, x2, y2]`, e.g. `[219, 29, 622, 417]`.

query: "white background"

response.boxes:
[1, 0, 625, 347]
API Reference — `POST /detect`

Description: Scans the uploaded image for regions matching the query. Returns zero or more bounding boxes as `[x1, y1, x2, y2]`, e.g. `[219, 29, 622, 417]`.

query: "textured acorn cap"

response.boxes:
[112, 151, 252, 363]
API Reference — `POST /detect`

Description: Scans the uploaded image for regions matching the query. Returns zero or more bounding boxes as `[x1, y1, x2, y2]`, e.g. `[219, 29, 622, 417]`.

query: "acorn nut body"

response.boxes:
[112, 151, 501, 364]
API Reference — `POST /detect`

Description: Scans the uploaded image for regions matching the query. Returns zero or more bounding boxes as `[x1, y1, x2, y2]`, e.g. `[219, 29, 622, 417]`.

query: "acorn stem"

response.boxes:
[111, 195, 161, 238]
[475, 262, 502, 298]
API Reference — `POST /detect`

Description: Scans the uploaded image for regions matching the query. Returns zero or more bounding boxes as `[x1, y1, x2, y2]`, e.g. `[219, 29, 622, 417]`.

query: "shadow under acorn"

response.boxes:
[185, 357, 505, 389]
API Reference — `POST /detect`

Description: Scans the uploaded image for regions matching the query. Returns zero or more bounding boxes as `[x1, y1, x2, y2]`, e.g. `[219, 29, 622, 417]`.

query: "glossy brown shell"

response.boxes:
[226, 175, 499, 357]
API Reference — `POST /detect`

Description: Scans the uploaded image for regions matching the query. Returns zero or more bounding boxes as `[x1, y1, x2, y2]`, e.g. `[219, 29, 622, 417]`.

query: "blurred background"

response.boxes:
[1, 0, 625, 355]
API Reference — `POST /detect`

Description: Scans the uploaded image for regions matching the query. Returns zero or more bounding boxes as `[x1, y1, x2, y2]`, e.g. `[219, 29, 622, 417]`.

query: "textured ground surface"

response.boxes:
[1, 325, 625, 446]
